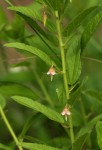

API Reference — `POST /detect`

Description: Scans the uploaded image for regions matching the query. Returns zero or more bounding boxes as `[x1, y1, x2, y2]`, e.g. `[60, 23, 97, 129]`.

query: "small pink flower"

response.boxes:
[47, 66, 56, 81]
[47, 66, 56, 75]
[61, 106, 71, 121]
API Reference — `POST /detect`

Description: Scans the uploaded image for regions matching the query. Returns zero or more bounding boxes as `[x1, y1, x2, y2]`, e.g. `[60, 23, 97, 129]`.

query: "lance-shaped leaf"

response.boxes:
[73, 114, 102, 150]
[11, 96, 64, 124]
[4, 42, 56, 66]
[9, 6, 58, 50]
[76, 114, 102, 139]
[10, 10, 60, 65]
[96, 121, 102, 150]
[63, 6, 99, 36]
[21, 142, 61, 150]
[8, 2, 42, 20]
[66, 36, 81, 85]
[81, 11, 102, 50]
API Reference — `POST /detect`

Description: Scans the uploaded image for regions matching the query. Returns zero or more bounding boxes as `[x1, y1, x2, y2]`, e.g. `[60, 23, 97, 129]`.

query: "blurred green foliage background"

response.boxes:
[0, 0, 102, 148]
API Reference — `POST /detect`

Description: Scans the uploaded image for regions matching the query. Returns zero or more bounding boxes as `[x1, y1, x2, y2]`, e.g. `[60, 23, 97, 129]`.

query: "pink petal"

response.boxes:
[51, 72, 56, 75]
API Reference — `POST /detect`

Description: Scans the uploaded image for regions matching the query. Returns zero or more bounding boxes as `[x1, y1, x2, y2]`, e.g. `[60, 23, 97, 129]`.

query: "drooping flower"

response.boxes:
[47, 66, 56, 81]
[61, 106, 71, 121]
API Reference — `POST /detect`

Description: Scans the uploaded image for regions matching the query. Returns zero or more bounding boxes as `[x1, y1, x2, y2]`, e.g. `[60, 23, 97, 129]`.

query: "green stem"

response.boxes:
[55, 11, 74, 146]
[69, 115, 74, 144]
[55, 11, 69, 100]
[0, 106, 23, 150]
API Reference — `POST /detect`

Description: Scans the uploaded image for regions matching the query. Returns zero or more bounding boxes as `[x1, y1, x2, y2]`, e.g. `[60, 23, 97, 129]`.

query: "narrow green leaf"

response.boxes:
[96, 121, 102, 150]
[63, 6, 99, 36]
[15, 11, 60, 65]
[13, 2, 59, 45]
[8, 2, 58, 35]
[8, 2, 42, 20]
[17, 12, 47, 38]
[73, 114, 102, 150]
[81, 11, 102, 50]
[66, 36, 81, 85]
[4, 42, 56, 66]
[15, 9, 58, 53]
[0, 143, 11, 150]
[17, 11, 59, 51]
[0, 82, 38, 100]
[0, 94, 6, 109]
[11, 96, 64, 124]
[76, 114, 102, 139]
[26, 35, 61, 68]
[21, 142, 61, 150]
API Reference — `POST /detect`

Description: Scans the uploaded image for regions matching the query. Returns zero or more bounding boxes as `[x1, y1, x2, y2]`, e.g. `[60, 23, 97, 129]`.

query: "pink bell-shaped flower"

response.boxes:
[61, 106, 71, 121]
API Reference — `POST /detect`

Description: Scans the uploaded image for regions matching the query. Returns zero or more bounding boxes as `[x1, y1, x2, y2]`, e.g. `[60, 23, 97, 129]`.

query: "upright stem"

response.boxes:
[0, 106, 23, 150]
[55, 11, 69, 100]
[55, 11, 74, 146]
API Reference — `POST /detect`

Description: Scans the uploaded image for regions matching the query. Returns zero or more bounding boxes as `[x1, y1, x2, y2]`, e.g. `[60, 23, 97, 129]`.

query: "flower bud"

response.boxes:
[42, 11, 47, 27]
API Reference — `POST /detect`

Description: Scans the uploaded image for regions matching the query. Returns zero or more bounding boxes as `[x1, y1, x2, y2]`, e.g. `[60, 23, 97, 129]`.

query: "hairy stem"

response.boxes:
[0, 106, 23, 150]
[55, 11, 74, 146]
